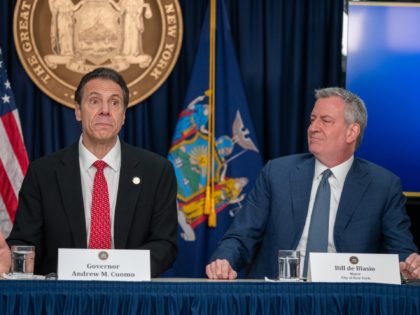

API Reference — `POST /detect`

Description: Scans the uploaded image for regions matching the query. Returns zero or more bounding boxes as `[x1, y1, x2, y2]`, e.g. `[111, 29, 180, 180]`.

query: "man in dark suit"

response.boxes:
[0, 67, 177, 277]
[206, 87, 420, 280]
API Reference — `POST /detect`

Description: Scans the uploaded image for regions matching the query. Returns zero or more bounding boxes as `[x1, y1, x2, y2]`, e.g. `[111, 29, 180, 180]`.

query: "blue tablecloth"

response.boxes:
[0, 280, 419, 314]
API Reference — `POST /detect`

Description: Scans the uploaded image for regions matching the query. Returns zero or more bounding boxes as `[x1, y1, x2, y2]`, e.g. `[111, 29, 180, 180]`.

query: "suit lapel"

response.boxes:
[56, 143, 87, 247]
[334, 159, 371, 244]
[290, 157, 315, 248]
[114, 142, 143, 248]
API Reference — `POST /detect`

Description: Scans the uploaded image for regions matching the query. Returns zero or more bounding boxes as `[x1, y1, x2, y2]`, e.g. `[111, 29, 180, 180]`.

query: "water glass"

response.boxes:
[11, 245, 35, 275]
[278, 250, 300, 281]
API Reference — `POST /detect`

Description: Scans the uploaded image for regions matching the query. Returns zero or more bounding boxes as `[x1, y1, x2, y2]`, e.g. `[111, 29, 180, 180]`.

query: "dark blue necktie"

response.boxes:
[303, 169, 332, 277]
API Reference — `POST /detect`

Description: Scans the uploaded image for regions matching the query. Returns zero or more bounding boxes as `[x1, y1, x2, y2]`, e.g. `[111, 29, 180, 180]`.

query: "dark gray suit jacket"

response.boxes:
[8, 141, 177, 277]
[210, 154, 417, 279]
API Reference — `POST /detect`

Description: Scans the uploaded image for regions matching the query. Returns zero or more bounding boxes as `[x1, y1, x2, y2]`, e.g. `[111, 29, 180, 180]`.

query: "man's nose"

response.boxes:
[308, 120, 319, 132]
[100, 102, 111, 114]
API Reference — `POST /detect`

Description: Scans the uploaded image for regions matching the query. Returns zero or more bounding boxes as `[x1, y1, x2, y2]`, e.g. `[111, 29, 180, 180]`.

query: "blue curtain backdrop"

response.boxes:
[0, 0, 343, 162]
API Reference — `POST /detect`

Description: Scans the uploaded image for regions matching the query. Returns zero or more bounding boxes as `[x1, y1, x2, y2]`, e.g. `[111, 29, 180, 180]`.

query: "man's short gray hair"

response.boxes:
[315, 87, 368, 148]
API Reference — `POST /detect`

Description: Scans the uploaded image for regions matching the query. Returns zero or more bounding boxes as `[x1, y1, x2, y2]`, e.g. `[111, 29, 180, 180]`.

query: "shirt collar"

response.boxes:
[314, 155, 354, 187]
[78, 136, 121, 172]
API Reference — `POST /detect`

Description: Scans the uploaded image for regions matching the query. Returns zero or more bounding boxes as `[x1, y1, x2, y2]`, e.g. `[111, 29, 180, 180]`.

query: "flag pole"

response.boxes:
[205, 0, 217, 227]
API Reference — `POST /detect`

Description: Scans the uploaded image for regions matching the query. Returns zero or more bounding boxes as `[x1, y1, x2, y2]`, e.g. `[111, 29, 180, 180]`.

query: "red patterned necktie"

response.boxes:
[89, 160, 111, 249]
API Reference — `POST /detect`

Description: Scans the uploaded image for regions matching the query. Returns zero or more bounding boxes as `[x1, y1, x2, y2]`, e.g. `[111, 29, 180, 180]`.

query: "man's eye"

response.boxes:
[110, 99, 122, 107]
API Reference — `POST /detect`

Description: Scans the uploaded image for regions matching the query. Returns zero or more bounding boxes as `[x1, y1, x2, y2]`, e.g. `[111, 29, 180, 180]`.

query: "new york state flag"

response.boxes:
[165, 0, 263, 277]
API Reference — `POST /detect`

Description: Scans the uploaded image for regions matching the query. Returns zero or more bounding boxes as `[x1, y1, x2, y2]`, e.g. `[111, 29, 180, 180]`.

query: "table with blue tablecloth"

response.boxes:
[0, 279, 419, 314]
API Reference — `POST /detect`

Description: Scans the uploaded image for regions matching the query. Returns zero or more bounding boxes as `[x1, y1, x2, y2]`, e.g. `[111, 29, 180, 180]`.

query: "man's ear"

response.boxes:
[346, 123, 360, 144]
[75, 103, 82, 122]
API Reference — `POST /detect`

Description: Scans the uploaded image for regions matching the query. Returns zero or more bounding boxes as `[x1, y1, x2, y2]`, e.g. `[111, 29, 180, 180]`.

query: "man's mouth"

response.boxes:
[309, 136, 322, 142]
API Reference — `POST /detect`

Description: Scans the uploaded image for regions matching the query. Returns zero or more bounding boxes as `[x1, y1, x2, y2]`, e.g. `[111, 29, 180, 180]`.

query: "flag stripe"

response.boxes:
[0, 158, 18, 221]
[1, 110, 28, 173]
[0, 118, 24, 196]
[13, 110, 25, 141]
[0, 196, 13, 236]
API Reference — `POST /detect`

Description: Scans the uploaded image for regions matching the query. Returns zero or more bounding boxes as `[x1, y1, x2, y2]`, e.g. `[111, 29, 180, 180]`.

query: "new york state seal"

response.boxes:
[13, 0, 183, 108]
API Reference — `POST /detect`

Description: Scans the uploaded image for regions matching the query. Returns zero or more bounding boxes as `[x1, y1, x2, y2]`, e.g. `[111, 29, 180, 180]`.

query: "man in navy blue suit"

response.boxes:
[206, 87, 420, 280]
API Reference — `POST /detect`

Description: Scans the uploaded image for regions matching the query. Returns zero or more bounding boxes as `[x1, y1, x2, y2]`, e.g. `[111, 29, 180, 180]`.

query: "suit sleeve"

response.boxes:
[381, 176, 418, 260]
[209, 161, 272, 272]
[140, 160, 178, 277]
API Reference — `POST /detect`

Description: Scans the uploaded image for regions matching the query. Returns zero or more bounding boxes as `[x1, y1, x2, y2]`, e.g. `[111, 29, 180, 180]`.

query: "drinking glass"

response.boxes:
[278, 250, 300, 281]
[11, 245, 35, 276]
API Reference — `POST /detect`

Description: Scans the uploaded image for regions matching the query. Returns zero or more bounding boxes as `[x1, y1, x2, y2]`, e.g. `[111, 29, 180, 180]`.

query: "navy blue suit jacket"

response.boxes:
[210, 154, 417, 279]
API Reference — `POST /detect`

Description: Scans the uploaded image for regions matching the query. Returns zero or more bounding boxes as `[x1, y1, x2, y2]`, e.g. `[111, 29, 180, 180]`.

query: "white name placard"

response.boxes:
[58, 248, 150, 281]
[308, 253, 401, 285]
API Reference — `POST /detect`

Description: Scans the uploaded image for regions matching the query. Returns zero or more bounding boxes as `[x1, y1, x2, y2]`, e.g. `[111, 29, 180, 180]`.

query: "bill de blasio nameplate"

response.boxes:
[58, 249, 150, 281]
[307, 253, 401, 284]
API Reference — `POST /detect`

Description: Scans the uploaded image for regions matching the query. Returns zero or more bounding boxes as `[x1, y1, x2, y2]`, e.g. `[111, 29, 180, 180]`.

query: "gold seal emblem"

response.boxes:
[98, 251, 109, 260]
[13, 0, 183, 108]
[349, 256, 359, 265]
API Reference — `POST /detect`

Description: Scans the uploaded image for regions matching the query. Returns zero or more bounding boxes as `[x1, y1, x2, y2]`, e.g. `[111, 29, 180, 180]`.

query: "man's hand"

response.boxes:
[0, 233, 11, 274]
[400, 253, 420, 279]
[206, 259, 237, 280]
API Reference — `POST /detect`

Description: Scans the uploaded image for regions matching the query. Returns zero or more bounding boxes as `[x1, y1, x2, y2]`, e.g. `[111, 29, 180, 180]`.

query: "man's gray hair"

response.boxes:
[315, 87, 367, 148]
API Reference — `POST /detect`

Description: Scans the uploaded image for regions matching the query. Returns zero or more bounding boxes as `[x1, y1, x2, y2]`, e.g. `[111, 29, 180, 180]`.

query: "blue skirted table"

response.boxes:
[0, 279, 419, 314]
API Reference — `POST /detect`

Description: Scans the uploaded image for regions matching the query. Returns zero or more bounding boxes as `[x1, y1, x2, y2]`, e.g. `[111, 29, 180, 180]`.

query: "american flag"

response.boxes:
[0, 47, 29, 237]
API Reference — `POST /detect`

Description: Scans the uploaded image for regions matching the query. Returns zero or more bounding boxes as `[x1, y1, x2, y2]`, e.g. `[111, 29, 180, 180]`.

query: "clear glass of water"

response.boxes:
[11, 245, 35, 276]
[278, 250, 301, 281]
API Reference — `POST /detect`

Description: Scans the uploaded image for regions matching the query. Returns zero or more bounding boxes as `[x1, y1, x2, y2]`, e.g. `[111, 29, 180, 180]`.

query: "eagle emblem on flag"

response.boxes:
[169, 94, 259, 241]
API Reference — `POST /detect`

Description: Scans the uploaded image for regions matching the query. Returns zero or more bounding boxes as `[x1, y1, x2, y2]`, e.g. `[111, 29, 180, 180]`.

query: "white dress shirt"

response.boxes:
[78, 136, 121, 248]
[296, 155, 354, 276]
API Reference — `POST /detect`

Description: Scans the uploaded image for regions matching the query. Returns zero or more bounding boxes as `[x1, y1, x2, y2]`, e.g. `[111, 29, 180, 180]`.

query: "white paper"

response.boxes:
[1, 273, 45, 280]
